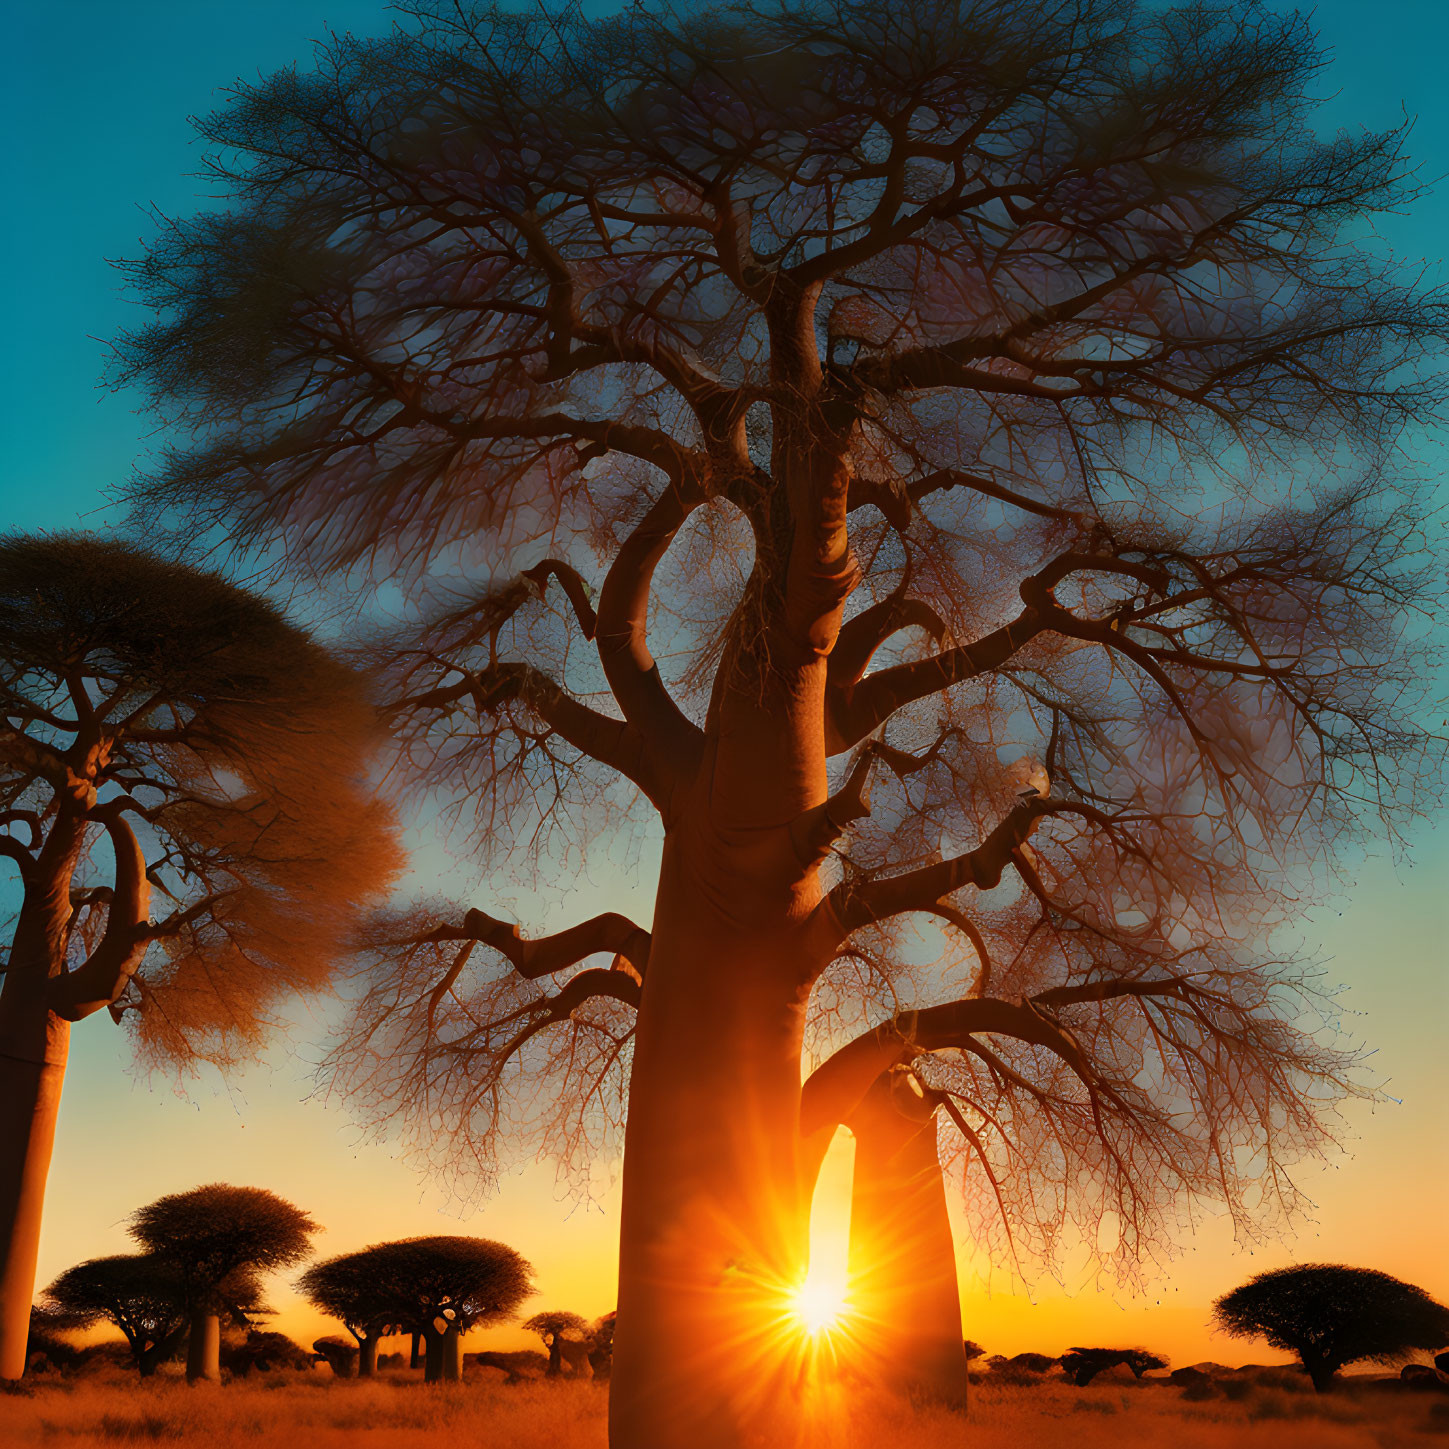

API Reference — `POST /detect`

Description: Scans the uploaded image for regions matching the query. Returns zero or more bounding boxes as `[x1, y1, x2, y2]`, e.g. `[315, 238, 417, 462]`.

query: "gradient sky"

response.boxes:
[3, 1, 1446, 1368]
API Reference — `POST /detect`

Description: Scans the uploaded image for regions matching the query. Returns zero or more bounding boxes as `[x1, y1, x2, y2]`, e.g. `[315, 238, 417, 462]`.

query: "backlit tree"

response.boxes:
[355, 1236, 534, 1383]
[523, 1310, 592, 1377]
[297, 1245, 410, 1376]
[41, 1253, 257, 1378]
[1214, 1264, 1449, 1392]
[0, 534, 399, 1380]
[116, 0, 1444, 1442]
[129, 1183, 318, 1383]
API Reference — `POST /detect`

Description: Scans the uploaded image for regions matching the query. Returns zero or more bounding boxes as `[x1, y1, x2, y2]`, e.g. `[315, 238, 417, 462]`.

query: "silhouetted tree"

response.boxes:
[0, 533, 400, 1379]
[360, 1236, 534, 1383]
[1213, 1264, 1449, 1392]
[129, 1183, 318, 1383]
[1059, 1346, 1166, 1386]
[297, 1246, 407, 1377]
[116, 0, 1445, 1441]
[42, 1254, 191, 1377]
[523, 1310, 592, 1377]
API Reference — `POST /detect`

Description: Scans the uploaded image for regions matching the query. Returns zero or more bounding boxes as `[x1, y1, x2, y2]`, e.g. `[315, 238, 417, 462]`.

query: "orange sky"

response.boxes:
[37, 835, 1446, 1369]
[7, 0, 1448, 1381]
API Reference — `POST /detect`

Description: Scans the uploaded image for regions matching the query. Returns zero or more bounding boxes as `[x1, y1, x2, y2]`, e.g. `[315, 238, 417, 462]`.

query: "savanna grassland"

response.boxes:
[1, 1372, 1443, 1449]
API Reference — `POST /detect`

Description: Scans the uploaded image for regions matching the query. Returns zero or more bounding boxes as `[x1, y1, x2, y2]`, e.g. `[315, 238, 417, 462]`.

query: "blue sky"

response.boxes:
[4, 0, 1447, 1362]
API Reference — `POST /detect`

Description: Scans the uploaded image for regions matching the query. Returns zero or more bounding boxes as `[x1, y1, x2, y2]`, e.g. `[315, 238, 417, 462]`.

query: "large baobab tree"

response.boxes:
[116, 0, 1444, 1442]
[0, 534, 398, 1380]
[129, 1183, 318, 1384]
[41, 1253, 235, 1378]
[298, 1245, 408, 1377]
[355, 1236, 535, 1383]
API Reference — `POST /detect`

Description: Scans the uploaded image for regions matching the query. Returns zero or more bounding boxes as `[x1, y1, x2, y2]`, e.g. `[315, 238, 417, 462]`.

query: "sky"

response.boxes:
[3, 0, 1447, 1369]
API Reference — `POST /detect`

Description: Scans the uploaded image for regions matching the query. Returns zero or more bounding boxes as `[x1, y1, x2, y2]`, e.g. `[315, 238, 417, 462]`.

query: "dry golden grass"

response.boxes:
[0, 1370, 1443, 1447]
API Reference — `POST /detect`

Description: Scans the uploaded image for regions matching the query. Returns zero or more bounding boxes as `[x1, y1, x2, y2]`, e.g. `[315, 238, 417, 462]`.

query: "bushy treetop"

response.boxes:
[0, 532, 401, 1068]
[129, 1183, 318, 1308]
[1214, 1264, 1449, 1371]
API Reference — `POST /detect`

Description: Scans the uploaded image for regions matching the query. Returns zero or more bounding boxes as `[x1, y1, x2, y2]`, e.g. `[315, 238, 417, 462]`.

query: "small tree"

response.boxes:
[42, 1254, 191, 1377]
[0, 533, 399, 1378]
[129, 1183, 318, 1384]
[1213, 1264, 1449, 1392]
[523, 1310, 592, 1377]
[363, 1236, 534, 1383]
[1059, 1346, 1167, 1386]
[297, 1246, 408, 1377]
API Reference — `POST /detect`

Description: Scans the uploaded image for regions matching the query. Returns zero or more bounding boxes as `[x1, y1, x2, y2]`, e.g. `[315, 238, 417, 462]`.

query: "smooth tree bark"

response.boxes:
[845, 1071, 967, 1407]
[0, 537, 398, 1380]
[186, 1311, 222, 1385]
[115, 2, 1446, 1443]
[129, 1185, 317, 1386]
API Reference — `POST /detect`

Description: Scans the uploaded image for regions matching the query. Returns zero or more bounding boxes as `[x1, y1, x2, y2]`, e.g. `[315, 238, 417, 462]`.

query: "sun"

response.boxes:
[791, 1271, 850, 1335]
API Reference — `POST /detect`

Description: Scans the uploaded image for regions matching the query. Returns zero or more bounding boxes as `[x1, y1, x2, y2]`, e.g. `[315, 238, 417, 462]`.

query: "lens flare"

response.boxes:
[791, 1271, 850, 1335]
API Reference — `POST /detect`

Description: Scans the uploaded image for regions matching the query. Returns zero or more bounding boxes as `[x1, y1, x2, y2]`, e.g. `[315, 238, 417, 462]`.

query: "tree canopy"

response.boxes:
[111, 0, 1446, 1440]
[40, 1252, 256, 1376]
[364, 1235, 535, 1339]
[1213, 1264, 1449, 1390]
[129, 1184, 317, 1313]
[297, 1244, 411, 1351]
[0, 532, 401, 1067]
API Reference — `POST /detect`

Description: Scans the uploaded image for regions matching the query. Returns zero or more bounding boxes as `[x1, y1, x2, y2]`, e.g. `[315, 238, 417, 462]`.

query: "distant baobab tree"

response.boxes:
[41, 1254, 192, 1378]
[523, 1310, 593, 1377]
[358, 1236, 534, 1383]
[297, 1245, 409, 1377]
[0, 534, 400, 1379]
[1213, 1265, 1449, 1392]
[129, 1183, 318, 1384]
[115, 0, 1444, 1442]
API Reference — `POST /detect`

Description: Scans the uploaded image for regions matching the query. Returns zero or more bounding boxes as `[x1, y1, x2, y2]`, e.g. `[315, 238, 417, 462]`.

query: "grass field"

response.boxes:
[1, 1371, 1444, 1448]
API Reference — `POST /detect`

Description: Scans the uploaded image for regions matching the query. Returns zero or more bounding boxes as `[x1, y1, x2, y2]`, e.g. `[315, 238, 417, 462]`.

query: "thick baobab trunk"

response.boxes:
[546, 1337, 562, 1376]
[0, 964, 69, 1381]
[442, 1324, 463, 1382]
[186, 1310, 221, 1384]
[410, 1330, 421, 1369]
[847, 1072, 968, 1409]
[610, 839, 816, 1449]
[423, 1331, 443, 1382]
[358, 1334, 379, 1377]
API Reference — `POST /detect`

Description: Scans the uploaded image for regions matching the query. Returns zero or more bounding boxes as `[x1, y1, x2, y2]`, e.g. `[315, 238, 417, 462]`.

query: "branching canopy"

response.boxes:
[115, 0, 1444, 1280]
[1213, 1264, 1449, 1376]
[129, 1183, 318, 1313]
[0, 534, 402, 1068]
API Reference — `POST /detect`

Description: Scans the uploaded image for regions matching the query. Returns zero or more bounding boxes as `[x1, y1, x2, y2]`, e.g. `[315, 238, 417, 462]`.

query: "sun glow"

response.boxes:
[791, 1270, 851, 1335]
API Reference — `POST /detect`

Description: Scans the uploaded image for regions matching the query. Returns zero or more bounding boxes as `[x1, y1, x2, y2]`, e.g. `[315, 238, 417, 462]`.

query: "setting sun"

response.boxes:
[791, 1273, 851, 1336]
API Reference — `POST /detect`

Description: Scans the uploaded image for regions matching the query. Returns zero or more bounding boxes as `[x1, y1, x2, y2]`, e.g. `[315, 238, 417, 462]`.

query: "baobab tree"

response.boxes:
[298, 1245, 409, 1376]
[42, 1253, 240, 1378]
[1214, 1265, 1449, 1392]
[523, 1310, 592, 1377]
[0, 534, 399, 1379]
[356, 1236, 534, 1383]
[116, 0, 1444, 1442]
[129, 1183, 318, 1383]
